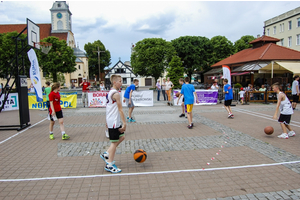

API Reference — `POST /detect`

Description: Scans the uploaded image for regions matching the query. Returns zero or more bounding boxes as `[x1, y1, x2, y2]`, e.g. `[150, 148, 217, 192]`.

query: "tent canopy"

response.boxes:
[259, 61, 300, 74]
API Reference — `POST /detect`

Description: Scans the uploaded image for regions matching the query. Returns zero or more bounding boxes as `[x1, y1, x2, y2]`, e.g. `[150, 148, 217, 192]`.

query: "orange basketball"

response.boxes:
[175, 92, 180, 97]
[133, 149, 147, 163]
[264, 126, 274, 135]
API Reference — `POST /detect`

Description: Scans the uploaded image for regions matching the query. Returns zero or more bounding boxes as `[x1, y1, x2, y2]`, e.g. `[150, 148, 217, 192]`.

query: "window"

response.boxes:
[288, 21, 292, 30]
[298, 18, 300, 27]
[78, 65, 80, 69]
[280, 24, 282, 32]
[78, 73, 82, 76]
[297, 34, 300, 45]
[282, 23, 284, 32]
[288, 37, 292, 47]
[131, 78, 134, 83]
[57, 20, 63, 30]
[280, 38, 284, 46]
[116, 68, 125, 73]
[273, 26, 276, 34]
[123, 78, 127, 84]
[57, 3, 61, 7]
[267, 28, 270, 36]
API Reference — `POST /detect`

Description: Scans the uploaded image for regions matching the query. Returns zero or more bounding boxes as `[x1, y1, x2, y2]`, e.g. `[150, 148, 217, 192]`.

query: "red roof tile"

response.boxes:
[211, 43, 300, 67]
[0, 24, 67, 41]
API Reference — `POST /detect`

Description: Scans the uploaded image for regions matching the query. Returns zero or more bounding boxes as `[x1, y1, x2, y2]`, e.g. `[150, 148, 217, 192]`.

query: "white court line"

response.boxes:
[233, 108, 300, 128]
[0, 118, 47, 145]
[1, 160, 299, 182]
[234, 108, 300, 125]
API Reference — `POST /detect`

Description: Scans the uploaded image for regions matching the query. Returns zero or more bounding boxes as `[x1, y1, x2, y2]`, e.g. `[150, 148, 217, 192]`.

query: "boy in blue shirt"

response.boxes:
[223, 79, 234, 118]
[179, 77, 199, 129]
[123, 79, 139, 122]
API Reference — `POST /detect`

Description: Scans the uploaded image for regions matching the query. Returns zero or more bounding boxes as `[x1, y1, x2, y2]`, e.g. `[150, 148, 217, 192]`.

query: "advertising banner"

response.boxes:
[222, 65, 231, 86]
[121, 90, 153, 107]
[0, 93, 19, 111]
[88, 91, 109, 108]
[28, 91, 77, 109]
[173, 89, 218, 106]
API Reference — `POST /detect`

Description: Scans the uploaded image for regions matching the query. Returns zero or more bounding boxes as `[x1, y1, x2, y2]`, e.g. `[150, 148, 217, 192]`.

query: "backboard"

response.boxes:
[27, 18, 40, 49]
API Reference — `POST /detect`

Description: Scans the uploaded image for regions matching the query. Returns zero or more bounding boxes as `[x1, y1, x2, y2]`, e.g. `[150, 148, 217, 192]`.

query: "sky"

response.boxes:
[0, 0, 299, 67]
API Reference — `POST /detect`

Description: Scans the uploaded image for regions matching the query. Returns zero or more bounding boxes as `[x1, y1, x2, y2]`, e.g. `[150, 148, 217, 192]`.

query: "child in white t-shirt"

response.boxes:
[238, 87, 245, 104]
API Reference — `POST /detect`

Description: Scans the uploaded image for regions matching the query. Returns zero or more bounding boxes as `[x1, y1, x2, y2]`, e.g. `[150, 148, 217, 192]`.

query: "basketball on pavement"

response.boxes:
[264, 126, 274, 135]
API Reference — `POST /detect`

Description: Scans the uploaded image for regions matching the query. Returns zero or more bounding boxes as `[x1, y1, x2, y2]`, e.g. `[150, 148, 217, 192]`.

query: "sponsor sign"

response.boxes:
[121, 90, 153, 107]
[88, 91, 109, 108]
[173, 89, 218, 106]
[0, 93, 19, 111]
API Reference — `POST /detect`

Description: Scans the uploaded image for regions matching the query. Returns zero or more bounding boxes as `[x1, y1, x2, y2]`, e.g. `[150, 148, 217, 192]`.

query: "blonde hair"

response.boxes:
[272, 82, 280, 89]
[110, 75, 121, 84]
[51, 82, 60, 92]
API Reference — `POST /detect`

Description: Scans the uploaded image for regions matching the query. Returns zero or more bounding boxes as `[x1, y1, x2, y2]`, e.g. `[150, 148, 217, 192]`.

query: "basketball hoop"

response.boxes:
[35, 42, 52, 54]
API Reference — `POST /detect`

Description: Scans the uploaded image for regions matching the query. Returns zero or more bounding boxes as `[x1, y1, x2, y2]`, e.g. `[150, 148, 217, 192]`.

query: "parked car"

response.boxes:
[191, 82, 205, 89]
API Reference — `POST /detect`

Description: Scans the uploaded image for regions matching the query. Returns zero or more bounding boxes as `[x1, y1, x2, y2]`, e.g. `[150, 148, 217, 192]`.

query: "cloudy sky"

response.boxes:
[0, 1, 299, 66]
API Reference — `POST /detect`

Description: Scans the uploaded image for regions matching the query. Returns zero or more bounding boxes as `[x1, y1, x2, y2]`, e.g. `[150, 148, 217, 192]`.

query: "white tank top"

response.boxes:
[278, 92, 293, 115]
[106, 88, 121, 128]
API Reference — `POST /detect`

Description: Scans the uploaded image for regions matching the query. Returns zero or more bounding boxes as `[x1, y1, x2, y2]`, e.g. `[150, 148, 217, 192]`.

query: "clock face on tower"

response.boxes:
[57, 12, 62, 19]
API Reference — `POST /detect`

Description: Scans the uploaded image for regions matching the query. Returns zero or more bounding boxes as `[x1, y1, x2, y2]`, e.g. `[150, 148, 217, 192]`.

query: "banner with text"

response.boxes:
[0, 93, 19, 111]
[28, 91, 77, 109]
[121, 90, 153, 107]
[173, 89, 218, 106]
[88, 91, 109, 108]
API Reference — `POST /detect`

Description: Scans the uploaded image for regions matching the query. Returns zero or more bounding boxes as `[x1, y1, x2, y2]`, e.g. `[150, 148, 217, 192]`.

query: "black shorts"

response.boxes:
[278, 114, 291, 125]
[50, 110, 63, 121]
[108, 126, 125, 142]
[292, 95, 299, 103]
[224, 100, 232, 106]
[182, 97, 184, 102]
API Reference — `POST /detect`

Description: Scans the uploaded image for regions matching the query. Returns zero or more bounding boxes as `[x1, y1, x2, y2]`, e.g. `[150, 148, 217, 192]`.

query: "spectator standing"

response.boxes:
[259, 85, 266, 100]
[29, 83, 35, 93]
[238, 87, 245, 104]
[80, 78, 91, 107]
[287, 83, 292, 91]
[291, 75, 299, 110]
[210, 80, 219, 90]
[44, 81, 51, 111]
[156, 80, 161, 101]
[100, 81, 105, 91]
[165, 77, 174, 106]
[161, 78, 166, 101]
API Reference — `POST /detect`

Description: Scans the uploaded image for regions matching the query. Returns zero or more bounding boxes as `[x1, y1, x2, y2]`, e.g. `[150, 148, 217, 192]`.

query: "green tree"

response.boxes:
[171, 36, 213, 80]
[131, 38, 176, 82]
[37, 36, 76, 82]
[166, 56, 184, 89]
[210, 35, 235, 66]
[234, 35, 255, 53]
[84, 40, 111, 80]
[45, 72, 65, 86]
[0, 31, 30, 78]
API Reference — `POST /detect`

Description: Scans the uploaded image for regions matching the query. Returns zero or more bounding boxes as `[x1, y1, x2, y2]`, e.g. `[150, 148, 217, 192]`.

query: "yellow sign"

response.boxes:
[28, 91, 77, 109]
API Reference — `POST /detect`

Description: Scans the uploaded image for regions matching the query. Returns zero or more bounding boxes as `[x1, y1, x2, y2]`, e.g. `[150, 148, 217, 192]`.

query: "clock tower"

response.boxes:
[50, 1, 72, 33]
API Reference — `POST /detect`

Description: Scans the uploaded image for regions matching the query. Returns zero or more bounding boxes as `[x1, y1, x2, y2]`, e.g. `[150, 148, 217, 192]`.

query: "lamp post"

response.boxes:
[93, 47, 105, 83]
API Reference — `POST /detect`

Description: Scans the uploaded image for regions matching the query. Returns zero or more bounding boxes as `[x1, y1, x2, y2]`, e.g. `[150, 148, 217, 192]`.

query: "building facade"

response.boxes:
[264, 6, 300, 51]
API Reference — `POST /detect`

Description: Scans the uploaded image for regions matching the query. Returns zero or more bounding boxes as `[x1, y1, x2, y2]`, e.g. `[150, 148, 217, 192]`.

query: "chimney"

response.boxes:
[257, 34, 260, 38]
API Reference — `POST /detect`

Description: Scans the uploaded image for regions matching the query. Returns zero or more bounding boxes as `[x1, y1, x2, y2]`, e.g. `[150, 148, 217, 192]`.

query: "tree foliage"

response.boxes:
[234, 35, 255, 53]
[171, 36, 213, 79]
[210, 35, 235, 66]
[37, 36, 76, 82]
[166, 56, 184, 89]
[131, 38, 176, 82]
[0, 31, 30, 78]
[84, 40, 111, 79]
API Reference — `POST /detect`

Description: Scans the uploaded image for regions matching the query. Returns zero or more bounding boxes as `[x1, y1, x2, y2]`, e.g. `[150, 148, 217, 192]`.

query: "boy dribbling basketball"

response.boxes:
[100, 75, 126, 173]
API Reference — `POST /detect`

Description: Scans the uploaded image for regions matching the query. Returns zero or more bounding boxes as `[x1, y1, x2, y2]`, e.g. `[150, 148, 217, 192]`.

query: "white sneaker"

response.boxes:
[105, 130, 109, 138]
[277, 133, 289, 139]
[288, 131, 296, 137]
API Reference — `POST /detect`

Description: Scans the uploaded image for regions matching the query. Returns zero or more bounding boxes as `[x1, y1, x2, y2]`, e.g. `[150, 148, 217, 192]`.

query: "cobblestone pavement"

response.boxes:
[0, 98, 300, 199]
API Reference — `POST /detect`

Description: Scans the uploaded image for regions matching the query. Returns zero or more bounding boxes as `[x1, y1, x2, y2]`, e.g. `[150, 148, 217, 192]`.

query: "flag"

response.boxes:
[27, 48, 43, 102]
[222, 65, 231, 85]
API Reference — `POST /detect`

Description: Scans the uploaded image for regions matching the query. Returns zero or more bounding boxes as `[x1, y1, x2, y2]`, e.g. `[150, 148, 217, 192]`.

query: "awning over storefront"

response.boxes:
[232, 61, 270, 72]
[204, 68, 223, 75]
[259, 61, 300, 74]
[232, 72, 250, 76]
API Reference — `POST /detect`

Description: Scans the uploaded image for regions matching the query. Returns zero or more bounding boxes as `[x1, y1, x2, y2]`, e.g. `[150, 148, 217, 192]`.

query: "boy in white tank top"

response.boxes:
[100, 75, 126, 173]
[272, 82, 295, 139]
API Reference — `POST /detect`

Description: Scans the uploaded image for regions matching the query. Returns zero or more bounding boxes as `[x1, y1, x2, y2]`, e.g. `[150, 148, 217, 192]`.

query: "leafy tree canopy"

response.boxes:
[84, 40, 111, 79]
[171, 36, 212, 79]
[166, 56, 184, 89]
[37, 36, 76, 82]
[210, 35, 235, 66]
[234, 35, 255, 53]
[0, 31, 30, 78]
[131, 38, 176, 81]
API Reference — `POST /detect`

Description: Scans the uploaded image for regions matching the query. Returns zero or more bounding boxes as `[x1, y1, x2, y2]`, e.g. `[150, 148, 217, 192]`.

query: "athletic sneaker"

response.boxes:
[288, 131, 296, 137]
[62, 133, 70, 140]
[228, 113, 233, 118]
[179, 113, 185, 117]
[191, 123, 194, 127]
[49, 134, 55, 140]
[127, 116, 129, 122]
[129, 118, 136, 123]
[100, 151, 109, 163]
[187, 125, 192, 129]
[105, 161, 122, 173]
[277, 133, 289, 139]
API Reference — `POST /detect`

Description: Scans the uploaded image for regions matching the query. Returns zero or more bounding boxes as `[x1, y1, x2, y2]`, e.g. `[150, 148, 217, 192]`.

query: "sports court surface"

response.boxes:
[1, 99, 300, 200]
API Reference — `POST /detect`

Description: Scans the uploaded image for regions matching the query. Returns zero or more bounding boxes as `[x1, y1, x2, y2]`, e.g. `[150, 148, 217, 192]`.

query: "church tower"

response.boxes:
[50, 1, 72, 33]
